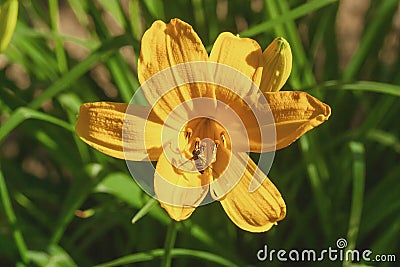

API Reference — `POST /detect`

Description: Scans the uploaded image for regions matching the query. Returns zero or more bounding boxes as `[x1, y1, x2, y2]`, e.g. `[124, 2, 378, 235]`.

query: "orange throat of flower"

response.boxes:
[175, 118, 230, 177]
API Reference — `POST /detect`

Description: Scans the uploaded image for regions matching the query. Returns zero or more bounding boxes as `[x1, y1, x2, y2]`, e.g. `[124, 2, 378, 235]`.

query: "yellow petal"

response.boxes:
[212, 147, 286, 232]
[138, 18, 211, 120]
[0, 0, 18, 53]
[210, 32, 263, 101]
[75, 102, 163, 161]
[268, 91, 331, 150]
[260, 37, 292, 92]
[208, 33, 270, 148]
[154, 151, 210, 221]
[225, 91, 331, 152]
[139, 18, 208, 83]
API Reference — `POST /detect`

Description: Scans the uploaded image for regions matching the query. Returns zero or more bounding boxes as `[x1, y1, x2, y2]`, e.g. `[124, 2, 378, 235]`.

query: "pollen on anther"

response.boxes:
[185, 128, 192, 139]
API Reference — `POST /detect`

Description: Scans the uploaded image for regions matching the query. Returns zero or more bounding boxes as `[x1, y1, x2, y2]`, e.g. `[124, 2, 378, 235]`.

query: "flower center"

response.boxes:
[178, 118, 229, 175]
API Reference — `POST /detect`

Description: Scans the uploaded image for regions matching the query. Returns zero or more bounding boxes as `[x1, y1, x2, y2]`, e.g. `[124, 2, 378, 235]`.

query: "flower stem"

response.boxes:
[161, 220, 178, 267]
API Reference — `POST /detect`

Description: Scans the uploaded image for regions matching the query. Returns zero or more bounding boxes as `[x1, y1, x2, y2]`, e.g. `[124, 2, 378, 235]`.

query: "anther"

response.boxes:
[192, 137, 202, 156]
[214, 140, 220, 147]
[185, 128, 192, 139]
[220, 132, 226, 147]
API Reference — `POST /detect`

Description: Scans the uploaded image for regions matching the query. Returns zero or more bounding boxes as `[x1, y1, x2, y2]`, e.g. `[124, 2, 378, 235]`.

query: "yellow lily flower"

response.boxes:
[0, 0, 18, 53]
[76, 18, 331, 232]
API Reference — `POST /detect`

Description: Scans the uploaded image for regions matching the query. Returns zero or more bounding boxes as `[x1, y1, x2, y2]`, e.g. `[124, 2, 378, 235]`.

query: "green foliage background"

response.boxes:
[1, 0, 400, 266]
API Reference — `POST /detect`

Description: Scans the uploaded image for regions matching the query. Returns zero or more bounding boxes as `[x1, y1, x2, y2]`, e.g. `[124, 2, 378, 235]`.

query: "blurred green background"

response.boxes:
[1, 0, 400, 266]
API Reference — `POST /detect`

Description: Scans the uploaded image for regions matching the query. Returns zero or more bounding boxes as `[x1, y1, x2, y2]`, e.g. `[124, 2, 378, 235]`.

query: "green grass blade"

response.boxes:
[12, 32, 59, 80]
[299, 136, 332, 238]
[366, 129, 400, 153]
[321, 80, 400, 96]
[12, 22, 97, 50]
[14, 192, 53, 231]
[345, 142, 365, 255]
[106, 57, 136, 102]
[57, 93, 90, 162]
[141, 0, 165, 20]
[95, 172, 148, 208]
[87, 4, 138, 102]
[93, 248, 238, 267]
[94, 172, 170, 224]
[66, 0, 89, 27]
[49, 0, 68, 73]
[370, 215, 400, 256]
[263, 0, 286, 36]
[27, 245, 78, 267]
[275, 0, 317, 89]
[192, 0, 206, 37]
[27, 34, 132, 110]
[203, 0, 219, 44]
[179, 219, 241, 263]
[129, 0, 144, 40]
[48, 164, 105, 246]
[342, 0, 399, 81]
[97, 0, 127, 29]
[362, 165, 400, 235]
[241, 0, 338, 37]
[0, 167, 29, 265]
[131, 198, 158, 224]
[0, 107, 73, 144]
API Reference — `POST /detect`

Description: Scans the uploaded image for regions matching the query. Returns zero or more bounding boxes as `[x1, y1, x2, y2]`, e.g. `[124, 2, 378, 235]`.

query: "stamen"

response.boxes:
[185, 128, 192, 139]
[192, 138, 202, 160]
[220, 132, 226, 147]
[194, 137, 201, 146]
